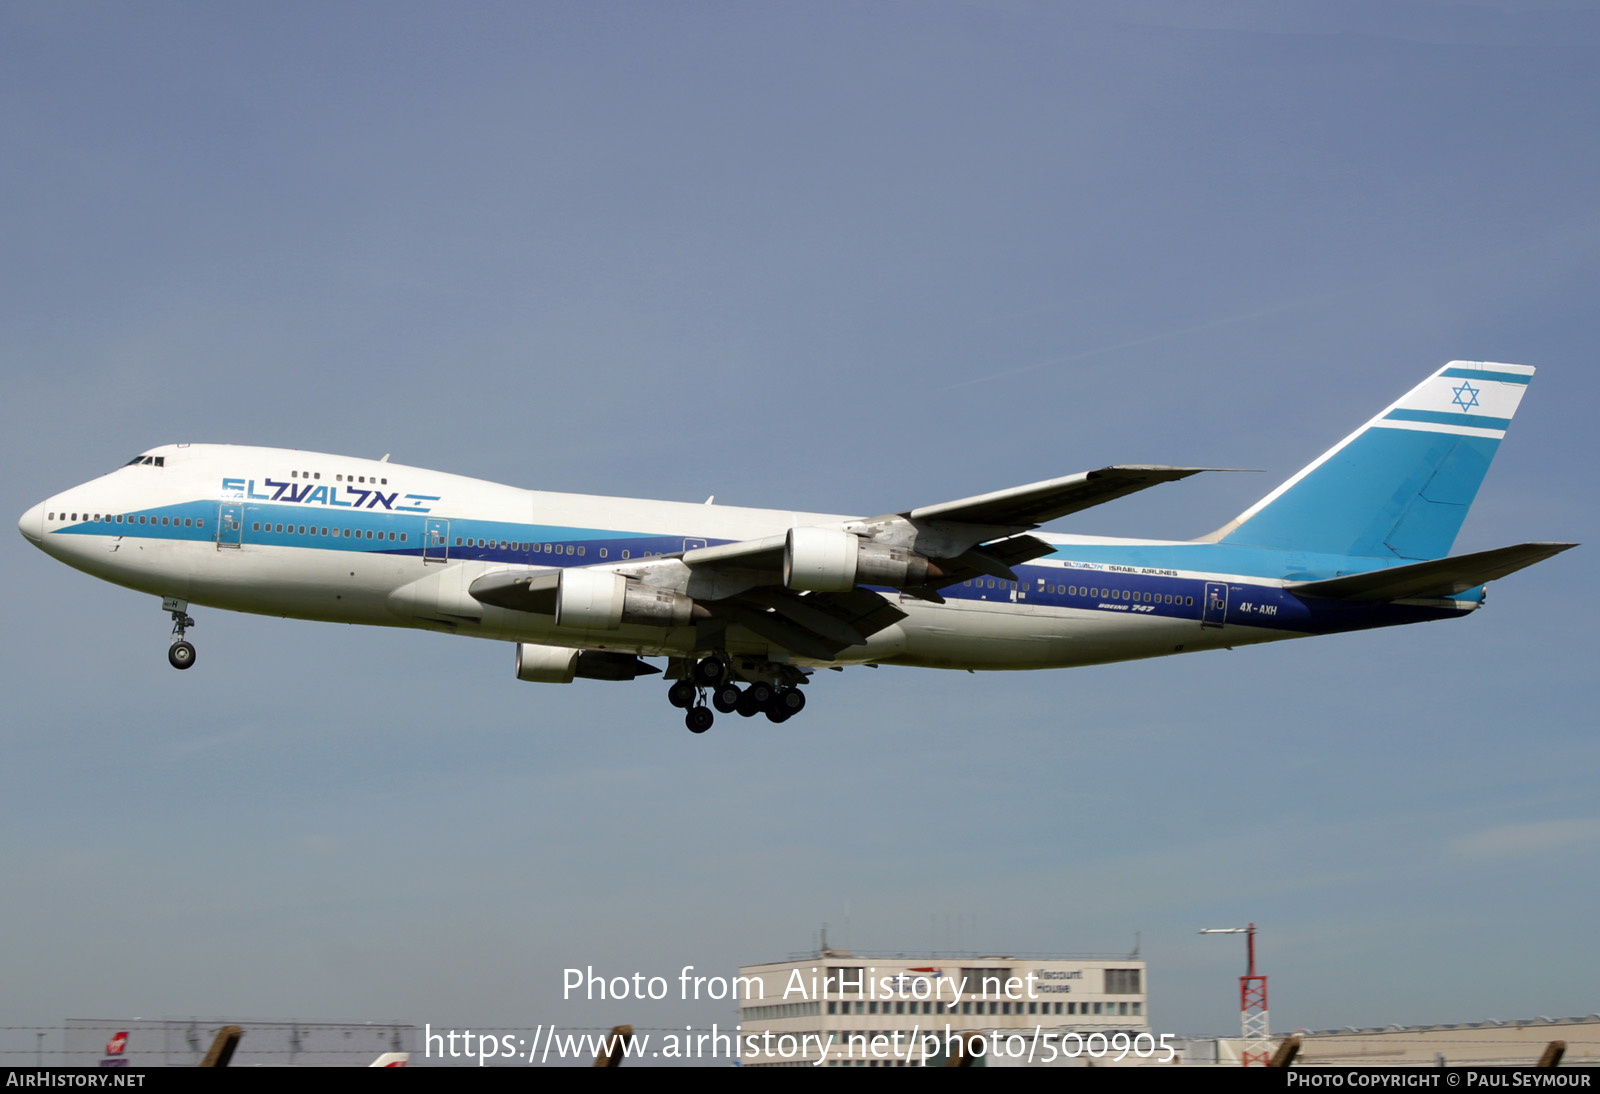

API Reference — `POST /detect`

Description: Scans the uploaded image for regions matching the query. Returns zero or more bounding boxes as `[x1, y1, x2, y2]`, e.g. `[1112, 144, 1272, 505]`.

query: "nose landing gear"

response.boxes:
[164, 597, 197, 670]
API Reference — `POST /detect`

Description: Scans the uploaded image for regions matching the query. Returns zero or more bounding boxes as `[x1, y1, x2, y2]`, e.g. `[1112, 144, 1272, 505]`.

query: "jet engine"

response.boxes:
[515, 643, 660, 683]
[782, 527, 937, 592]
[554, 567, 697, 629]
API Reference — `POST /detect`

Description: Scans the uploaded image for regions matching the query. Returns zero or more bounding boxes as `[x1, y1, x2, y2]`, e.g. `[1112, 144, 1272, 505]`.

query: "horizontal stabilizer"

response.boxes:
[1288, 542, 1576, 602]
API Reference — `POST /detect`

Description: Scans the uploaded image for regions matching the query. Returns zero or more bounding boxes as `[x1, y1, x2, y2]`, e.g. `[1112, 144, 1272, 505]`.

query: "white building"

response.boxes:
[735, 948, 1149, 1067]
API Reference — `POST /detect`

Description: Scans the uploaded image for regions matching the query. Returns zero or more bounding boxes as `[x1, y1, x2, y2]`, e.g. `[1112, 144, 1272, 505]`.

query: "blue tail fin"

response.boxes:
[1208, 362, 1534, 560]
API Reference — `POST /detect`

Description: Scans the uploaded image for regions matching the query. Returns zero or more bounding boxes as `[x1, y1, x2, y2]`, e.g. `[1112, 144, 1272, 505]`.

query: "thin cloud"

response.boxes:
[1451, 819, 1600, 861]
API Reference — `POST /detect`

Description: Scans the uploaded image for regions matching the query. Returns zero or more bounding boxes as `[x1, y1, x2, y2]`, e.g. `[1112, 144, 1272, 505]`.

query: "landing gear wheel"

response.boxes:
[765, 705, 791, 724]
[165, 603, 197, 670]
[745, 681, 775, 710]
[168, 641, 197, 670]
[712, 683, 742, 714]
[667, 680, 697, 709]
[692, 657, 728, 686]
[735, 691, 763, 718]
[685, 706, 714, 734]
[772, 687, 805, 716]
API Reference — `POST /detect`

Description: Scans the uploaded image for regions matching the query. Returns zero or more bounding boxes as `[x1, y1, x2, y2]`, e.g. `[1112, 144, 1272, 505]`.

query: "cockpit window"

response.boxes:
[123, 455, 165, 467]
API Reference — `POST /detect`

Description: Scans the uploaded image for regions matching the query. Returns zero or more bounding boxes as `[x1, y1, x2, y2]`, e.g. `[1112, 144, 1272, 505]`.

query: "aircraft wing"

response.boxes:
[680, 534, 786, 573]
[469, 563, 905, 659]
[903, 465, 1229, 530]
[672, 529, 1047, 588]
[469, 466, 1224, 657]
[713, 588, 909, 660]
[668, 465, 1224, 580]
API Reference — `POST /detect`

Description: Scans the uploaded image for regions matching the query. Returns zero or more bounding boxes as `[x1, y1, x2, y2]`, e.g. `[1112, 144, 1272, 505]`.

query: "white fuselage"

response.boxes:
[20, 443, 1378, 675]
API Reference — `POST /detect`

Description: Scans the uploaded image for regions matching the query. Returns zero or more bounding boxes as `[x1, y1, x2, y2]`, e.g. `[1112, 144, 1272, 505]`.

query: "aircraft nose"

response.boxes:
[19, 501, 44, 545]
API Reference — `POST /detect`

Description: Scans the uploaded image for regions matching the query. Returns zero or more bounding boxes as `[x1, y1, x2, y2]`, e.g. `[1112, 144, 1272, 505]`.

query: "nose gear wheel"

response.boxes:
[166, 604, 197, 671]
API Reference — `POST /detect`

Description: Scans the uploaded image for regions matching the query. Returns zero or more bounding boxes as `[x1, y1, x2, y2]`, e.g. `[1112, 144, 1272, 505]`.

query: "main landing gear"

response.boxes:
[164, 597, 196, 670]
[665, 656, 808, 733]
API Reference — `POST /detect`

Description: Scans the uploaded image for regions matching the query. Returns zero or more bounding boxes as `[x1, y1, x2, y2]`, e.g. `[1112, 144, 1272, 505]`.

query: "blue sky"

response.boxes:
[3, 0, 1596, 1064]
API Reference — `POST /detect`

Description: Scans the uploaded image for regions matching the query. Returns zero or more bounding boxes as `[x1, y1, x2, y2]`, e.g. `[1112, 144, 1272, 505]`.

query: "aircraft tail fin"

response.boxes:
[1288, 542, 1575, 602]
[1207, 362, 1536, 560]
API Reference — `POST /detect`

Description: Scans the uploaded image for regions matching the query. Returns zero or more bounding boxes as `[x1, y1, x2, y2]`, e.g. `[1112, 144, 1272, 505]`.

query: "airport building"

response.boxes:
[735, 947, 1149, 1067]
[1289, 1015, 1600, 1068]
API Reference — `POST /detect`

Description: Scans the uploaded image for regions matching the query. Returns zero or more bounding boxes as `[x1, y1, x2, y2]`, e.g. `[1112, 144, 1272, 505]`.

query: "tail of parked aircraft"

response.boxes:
[1206, 361, 1536, 561]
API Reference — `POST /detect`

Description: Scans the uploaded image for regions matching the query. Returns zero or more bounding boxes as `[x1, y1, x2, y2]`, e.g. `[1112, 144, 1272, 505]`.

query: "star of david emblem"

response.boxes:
[1451, 381, 1481, 412]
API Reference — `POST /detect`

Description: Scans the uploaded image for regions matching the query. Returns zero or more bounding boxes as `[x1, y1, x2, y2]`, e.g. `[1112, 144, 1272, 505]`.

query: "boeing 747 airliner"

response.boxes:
[18, 362, 1573, 732]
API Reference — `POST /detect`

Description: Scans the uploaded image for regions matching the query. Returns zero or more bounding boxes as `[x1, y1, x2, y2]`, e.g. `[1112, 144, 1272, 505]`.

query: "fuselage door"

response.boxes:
[424, 518, 450, 563]
[217, 502, 243, 549]
[1202, 581, 1228, 628]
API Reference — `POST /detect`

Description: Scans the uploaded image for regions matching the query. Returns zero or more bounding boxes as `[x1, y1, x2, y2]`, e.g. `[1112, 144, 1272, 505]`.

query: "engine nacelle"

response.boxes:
[554, 568, 696, 630]
[515, 644, 661, 683]
[857, 540, 935, 588]
[618, 584, 697, 627]
[783, 527, 934, 591]
[555, 568, 627, 629]
[783, 527, 857, 591]
[515, 642, 579, 683]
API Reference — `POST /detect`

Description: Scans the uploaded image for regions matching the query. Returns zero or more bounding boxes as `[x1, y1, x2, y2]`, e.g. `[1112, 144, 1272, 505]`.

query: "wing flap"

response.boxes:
[948, 534, 1054, 581]
[786, 588, 908, 640]
[896, 534, 1055, 601]
[718, 603, 849, 660]
[722, 588, 907, 657]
